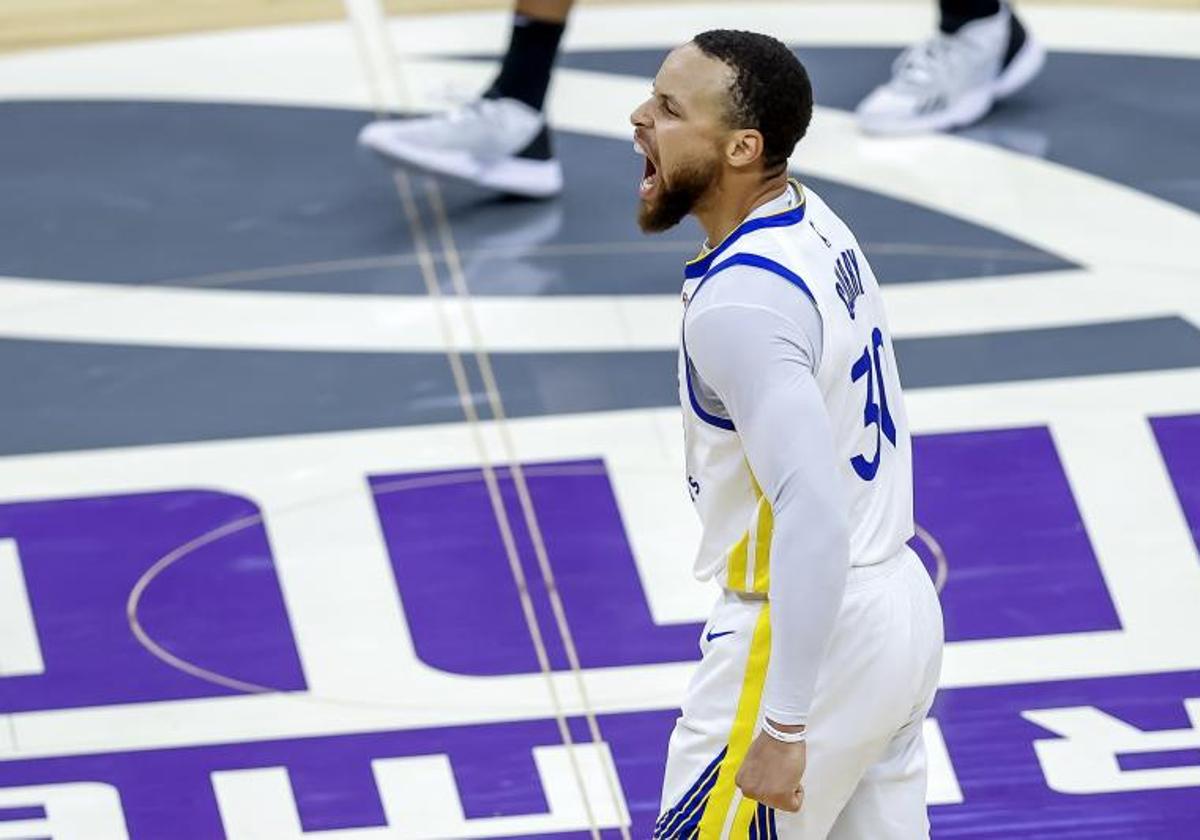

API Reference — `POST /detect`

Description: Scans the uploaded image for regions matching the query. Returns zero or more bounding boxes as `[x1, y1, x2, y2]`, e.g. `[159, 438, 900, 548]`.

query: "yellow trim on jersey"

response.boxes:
[752, 498, 773, 594]
[698, 602, 773, 838]
[685, 179, 807, 268]
[724, 472, 773, 596]
[726, 531, 750, 594]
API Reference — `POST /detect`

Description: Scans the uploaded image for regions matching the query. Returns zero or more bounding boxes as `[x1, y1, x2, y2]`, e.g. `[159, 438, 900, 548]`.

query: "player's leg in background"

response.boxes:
[939, 0, 1003, 35]
[483, 0, 571, 113]
[855, 0, 1045, 135]
[357, 0, 572, 197]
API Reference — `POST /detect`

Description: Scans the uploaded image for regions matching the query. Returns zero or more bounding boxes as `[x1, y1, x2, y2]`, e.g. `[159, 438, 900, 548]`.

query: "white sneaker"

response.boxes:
[358, 97, 564, 198]
[856, 5, 1045, 135]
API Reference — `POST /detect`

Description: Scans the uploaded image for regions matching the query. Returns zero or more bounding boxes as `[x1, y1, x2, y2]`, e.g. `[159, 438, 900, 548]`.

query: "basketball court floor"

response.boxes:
[0, 1, 1198, 836]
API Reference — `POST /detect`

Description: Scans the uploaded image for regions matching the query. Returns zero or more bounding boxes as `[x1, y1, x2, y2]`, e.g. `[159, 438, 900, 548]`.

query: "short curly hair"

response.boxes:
[692, 29, 813, 172]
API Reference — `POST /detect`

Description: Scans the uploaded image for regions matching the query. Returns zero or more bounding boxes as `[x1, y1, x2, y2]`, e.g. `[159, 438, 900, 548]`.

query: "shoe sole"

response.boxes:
[360, 136, 562, 199]
[858, 88, 994, 136]
[858, 35, 1046, 136]
[477, 156, 563, 198]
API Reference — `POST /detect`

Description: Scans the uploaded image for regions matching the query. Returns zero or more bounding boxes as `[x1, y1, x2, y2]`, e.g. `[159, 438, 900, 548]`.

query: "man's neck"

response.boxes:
[696, 173, 791, 249]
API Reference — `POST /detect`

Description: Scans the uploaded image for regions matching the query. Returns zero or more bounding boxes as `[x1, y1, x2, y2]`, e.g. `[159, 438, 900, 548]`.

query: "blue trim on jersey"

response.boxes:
[683, 203, 807, 280]
[681, 252, 818, 433]
[705, 252, 818, 307]
[683, 348, 737, 432]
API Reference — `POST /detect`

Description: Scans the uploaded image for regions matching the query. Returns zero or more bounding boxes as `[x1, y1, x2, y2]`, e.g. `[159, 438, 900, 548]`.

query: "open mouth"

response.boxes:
[634, 138, 659, 198]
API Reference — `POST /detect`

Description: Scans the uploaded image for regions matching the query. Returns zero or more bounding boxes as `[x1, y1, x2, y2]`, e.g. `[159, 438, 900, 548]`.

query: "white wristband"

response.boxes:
[761, 719, 807, 744]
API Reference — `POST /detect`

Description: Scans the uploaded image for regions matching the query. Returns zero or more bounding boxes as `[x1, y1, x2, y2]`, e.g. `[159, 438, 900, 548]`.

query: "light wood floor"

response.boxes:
[2, 0, 1196, 54]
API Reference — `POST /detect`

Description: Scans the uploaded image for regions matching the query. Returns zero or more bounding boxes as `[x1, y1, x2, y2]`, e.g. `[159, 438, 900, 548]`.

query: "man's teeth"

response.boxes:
[634, 140, 646, 156]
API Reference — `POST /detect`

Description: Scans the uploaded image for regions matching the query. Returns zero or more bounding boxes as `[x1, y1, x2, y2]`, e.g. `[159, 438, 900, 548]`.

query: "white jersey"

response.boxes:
[678, 181, 913, 595]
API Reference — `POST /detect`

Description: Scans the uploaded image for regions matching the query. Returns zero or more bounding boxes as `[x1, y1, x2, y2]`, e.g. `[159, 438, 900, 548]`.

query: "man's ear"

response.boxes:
[726, 129, 765, 170]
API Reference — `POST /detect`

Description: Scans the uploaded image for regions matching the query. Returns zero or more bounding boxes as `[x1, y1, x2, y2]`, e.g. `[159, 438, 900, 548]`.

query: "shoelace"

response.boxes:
[890, 35, 975, 90]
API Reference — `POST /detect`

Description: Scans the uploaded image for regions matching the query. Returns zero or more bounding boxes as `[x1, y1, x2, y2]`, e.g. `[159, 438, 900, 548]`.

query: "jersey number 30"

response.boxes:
[850, 327, 897, 481]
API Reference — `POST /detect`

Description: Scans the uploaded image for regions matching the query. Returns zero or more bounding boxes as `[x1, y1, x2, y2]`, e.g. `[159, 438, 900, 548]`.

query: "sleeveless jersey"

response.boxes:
[678, 181, 914, 595]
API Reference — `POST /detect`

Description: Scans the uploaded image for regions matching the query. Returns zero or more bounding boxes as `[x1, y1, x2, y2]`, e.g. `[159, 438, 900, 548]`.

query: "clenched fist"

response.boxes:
[735, 726, 806, 812]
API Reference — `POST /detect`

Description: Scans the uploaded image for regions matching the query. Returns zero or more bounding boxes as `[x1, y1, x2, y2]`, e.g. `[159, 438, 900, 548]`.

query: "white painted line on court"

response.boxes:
[0, 266, 1193, 352]
[0, 539, 45, 678]
[4, 55, 1197, 356]
[1, 369, 1199, 761]
[545, 69, 1200, 274]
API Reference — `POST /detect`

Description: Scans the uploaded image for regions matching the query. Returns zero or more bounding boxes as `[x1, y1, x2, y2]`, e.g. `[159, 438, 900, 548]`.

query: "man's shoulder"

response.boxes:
[686, 259, 804, 317]
[753, 189, 866, 294]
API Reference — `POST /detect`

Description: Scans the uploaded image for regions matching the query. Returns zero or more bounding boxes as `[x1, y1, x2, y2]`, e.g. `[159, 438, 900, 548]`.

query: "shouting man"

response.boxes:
[632, 30, 944, 839]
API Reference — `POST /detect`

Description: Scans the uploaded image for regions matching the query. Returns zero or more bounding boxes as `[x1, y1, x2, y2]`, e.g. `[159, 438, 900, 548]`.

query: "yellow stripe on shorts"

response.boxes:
[698, 603, 772, 838]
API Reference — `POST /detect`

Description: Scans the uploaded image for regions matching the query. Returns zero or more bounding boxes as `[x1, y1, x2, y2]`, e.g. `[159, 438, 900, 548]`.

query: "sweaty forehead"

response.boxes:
[656, 43, 734, 116]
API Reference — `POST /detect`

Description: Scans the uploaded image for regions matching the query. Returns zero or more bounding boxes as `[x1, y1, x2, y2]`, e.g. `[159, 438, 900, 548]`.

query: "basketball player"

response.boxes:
[631, 31, 944, 838]
[357, 1, 1041, 196]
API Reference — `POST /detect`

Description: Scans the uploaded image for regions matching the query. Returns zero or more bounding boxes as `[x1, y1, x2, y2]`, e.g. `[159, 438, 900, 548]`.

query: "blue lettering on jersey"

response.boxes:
[850, 327, 898, 481]
[835, 249, 864, 319]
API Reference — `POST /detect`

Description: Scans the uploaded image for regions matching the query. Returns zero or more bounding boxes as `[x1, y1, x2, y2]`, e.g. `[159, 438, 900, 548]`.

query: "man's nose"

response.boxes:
[630, 99, 652, 127]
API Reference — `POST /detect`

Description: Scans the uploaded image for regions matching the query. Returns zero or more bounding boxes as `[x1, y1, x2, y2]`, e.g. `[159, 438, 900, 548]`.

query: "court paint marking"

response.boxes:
[545, 69, 1200, 274]
[1024, 700, 1200, 795]
[0, 539, 44, 678]
[1, 55, 1197, 278]
[0, 265, 1196, 352]
[1, 368, 1198, 760]
[0, 782, 129, 839]
[1, 36, 1197, 362]
[924, 718, 964, 806]
[213, 741, 628, 838]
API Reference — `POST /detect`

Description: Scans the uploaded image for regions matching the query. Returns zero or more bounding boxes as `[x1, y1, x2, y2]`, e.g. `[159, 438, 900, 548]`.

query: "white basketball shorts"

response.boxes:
[654, 548, 944, 839]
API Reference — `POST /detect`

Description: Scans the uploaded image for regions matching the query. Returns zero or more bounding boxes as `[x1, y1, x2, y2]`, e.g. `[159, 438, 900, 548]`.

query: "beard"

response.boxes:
[637, 157, 719, 234]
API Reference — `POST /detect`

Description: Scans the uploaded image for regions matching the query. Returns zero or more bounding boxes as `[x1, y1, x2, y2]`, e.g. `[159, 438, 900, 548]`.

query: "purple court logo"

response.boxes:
[1, 417, 1199, 837]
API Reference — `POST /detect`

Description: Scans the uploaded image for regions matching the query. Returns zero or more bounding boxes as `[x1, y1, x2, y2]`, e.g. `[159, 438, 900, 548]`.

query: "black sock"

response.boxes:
[483, 15, 566, 112]
[939, 0, 1003, 34]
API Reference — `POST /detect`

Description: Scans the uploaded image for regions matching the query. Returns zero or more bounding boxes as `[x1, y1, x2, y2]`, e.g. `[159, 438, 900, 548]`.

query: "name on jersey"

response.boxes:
[835, 249, 864, 319]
